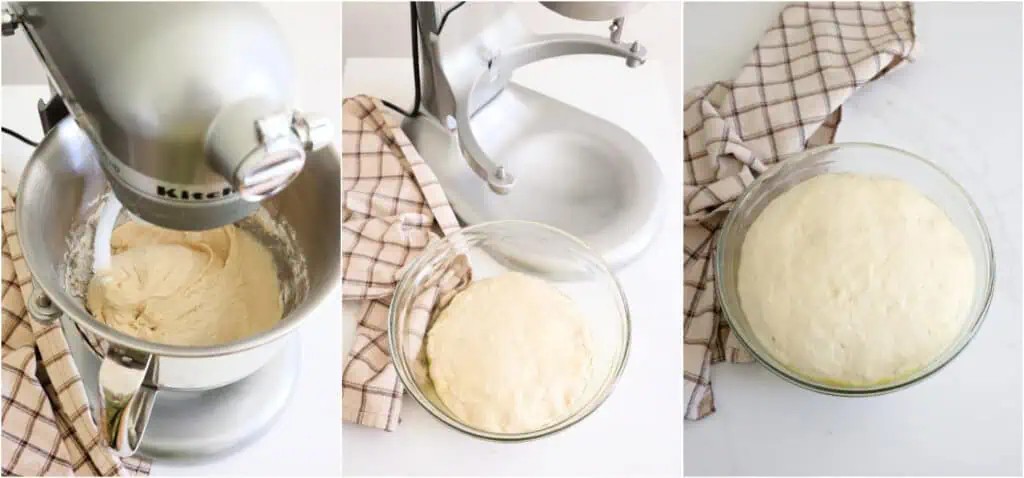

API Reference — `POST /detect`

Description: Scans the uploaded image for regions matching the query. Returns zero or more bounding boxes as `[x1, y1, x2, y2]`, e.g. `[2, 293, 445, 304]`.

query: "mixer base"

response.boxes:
[401, 84, 666, 270]
[62, 318, 300, 463]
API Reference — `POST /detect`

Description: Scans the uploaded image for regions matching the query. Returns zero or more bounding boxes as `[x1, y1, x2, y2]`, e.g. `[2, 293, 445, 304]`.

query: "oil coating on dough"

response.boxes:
[87, 222, 283, 346]
[738, 174, 975, 385]
[425, 272, 594, 434]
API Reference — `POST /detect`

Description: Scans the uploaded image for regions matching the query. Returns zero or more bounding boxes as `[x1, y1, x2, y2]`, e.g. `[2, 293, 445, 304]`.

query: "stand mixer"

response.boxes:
[395, 2, 666, 269]
[3, 2, 339, 460]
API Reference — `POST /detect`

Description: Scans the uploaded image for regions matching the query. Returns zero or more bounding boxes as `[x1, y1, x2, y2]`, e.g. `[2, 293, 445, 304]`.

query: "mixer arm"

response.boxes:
[453, 33, 648, 194]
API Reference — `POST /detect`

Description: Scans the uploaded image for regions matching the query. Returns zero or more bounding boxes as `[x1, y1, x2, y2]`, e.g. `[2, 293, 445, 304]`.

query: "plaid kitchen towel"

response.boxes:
[683, 2, 918, 420]
[341, 95, 466, 431]
[2, 185, 151, 475]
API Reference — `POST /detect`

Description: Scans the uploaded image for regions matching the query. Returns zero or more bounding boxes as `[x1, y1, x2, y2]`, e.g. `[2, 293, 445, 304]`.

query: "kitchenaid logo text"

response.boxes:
[156, 185, 235, 201]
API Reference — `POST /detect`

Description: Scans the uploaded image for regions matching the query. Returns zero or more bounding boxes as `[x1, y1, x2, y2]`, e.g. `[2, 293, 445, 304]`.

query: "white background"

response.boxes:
[1, 2, 342, 476]
[684, 3, 1023, 476]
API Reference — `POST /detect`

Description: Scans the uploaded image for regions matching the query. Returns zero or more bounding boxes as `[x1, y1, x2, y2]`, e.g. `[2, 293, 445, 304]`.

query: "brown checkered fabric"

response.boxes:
[341, 95, 465, 430]
[2, 185, 151, 475]
[683, 2, 918, 420]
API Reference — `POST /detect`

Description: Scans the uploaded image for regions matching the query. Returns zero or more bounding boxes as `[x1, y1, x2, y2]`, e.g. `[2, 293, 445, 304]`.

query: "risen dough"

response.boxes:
[425, 272, 594, 433]
[87, 222, 283, 346]
[738, 174, 975, 385]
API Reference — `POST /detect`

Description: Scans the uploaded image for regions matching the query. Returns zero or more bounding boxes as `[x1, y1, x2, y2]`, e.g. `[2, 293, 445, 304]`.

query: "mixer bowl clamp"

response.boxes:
[24, 285, 156, 457]
[97, 346, 156, 457]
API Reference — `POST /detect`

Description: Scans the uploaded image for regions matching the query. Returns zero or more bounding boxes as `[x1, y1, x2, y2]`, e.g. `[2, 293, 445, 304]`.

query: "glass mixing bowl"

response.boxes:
[716, 142, 995, 395]
[388, 220, 630, 441]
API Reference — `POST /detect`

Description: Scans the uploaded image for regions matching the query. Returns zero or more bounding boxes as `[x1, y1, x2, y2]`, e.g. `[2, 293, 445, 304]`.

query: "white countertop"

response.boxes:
[684, 3, 1023, 476]
[341, 57, 684, 476]
[2, 86, 343, 476]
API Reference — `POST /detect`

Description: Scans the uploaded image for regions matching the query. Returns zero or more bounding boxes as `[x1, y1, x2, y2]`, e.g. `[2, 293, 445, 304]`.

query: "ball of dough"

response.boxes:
[425, 272, 594, 433]
[738, 174, 975, 385]
[87, 222, 283, 346]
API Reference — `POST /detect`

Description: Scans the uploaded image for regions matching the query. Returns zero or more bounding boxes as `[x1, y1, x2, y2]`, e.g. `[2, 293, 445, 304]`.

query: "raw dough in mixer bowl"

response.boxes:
[86, 221, 283, 346]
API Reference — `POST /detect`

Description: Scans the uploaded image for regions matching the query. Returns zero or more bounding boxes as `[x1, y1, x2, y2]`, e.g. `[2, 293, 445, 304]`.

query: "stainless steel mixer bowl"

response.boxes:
[16, 117, 339, 455]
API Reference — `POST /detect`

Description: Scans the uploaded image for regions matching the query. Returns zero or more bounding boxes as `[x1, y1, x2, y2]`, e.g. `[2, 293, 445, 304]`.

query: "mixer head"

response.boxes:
[539, 2, 646, 21]
[4, 2, 334, 231]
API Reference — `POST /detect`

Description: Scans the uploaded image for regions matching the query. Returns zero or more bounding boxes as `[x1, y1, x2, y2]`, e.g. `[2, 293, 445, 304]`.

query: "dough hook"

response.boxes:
[93, 197, 121, 277]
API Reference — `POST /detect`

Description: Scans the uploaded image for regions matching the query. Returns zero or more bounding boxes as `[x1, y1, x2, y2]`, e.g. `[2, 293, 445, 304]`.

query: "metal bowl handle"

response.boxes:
[98, 346, 156, 457]
[26, 288, 157, 456]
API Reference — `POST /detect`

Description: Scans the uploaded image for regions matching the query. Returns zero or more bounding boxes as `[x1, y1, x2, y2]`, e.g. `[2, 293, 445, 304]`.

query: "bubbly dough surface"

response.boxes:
[738, 174, 975, 385]
[87, 222, 283, 346]
[425, 272, 594, 433]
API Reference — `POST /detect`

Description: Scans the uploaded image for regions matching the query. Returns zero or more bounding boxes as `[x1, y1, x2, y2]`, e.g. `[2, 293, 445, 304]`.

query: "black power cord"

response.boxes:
[437, 1, 466, 34]
[381, 1, 467, 119]
[1, 126, 39, 148]
[381, 2, 423, 118]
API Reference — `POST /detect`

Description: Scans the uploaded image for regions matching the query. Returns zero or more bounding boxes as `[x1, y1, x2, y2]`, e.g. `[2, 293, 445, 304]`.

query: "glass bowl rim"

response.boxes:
[387, 219, 633, 441]
[714, 141, 996, 396]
